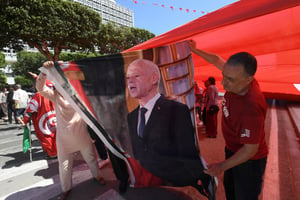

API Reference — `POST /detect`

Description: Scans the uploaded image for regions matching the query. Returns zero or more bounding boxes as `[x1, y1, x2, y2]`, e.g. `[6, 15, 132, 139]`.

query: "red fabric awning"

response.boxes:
[125, 0, 300, 101]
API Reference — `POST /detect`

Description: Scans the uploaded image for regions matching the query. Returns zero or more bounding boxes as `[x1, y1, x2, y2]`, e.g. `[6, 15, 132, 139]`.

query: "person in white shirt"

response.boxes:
[0, 87, 8, 120]
[13, 84, 29, 123]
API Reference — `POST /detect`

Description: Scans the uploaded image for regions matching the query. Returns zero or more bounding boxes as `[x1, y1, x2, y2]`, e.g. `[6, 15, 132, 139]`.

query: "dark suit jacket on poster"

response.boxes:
[127, 95, 205, 186]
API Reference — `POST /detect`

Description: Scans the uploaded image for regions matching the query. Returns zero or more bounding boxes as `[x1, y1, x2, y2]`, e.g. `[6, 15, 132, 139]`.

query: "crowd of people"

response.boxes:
[0, 84, 29, 126]
[0, 40, 269, 200]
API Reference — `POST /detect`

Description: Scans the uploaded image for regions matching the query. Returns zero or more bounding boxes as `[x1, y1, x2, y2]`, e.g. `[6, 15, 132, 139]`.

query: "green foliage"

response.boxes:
[14, 76, 33, 88]
[0, 0, 101, 61]
[12, 51, 47, 79]
[97, 22, 155, 54]
[0, 53, 6, 68]
[12, 51, 99, 81]
[59, 52, 100, 61]
[125, 27, 155, 48]
[1, 0, 155, 59]
[0, 72, 7, 88]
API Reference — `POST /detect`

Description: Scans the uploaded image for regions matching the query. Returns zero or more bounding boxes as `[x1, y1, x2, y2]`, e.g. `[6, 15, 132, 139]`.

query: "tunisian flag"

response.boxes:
[125, 0, 300, 101]
[23, 92, 57, 157]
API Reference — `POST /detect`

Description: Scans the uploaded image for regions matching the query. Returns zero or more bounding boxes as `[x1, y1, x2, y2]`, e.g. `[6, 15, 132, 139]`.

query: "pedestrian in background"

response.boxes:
[0, 87, 8, 120]
[205, 77, 219, 138]
[13, 84, 29, 124]
[194, 82, 204, 125]
[6, 86, 17, 124]
[201, 80, 210, 126]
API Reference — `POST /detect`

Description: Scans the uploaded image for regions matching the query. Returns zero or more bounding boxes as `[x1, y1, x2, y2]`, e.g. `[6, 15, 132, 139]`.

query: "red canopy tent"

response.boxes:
[125, 0, 300, 101]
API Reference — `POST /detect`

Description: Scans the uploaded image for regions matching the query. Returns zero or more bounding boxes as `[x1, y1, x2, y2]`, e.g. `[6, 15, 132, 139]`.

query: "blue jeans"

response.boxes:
[7, 104, 17, 123]
[224, 148, 267, 200]
[15, 108, 25, 118]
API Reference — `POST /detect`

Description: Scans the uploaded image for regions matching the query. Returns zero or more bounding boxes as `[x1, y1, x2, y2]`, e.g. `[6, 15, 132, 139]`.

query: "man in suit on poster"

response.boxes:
[126, 58, 215, 199]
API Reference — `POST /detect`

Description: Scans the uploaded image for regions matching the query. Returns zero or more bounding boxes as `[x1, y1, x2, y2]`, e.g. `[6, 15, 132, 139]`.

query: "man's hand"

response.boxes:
[189, 40, 197, 51]
[20, 120, 26, 127]
[204, 144, 260, 177]
[204, 162, 224, 177]
[43, 61, 54, 69]
[188, 40, 226, 70]
[28, 72, 38, 78]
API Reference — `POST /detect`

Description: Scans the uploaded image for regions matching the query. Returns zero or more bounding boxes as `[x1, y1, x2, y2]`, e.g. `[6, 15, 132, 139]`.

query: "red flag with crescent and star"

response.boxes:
[23, 92, 57, 157]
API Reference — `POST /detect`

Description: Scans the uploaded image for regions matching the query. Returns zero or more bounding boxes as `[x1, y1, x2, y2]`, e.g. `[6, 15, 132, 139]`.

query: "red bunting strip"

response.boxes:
[120, 0, 207, 14]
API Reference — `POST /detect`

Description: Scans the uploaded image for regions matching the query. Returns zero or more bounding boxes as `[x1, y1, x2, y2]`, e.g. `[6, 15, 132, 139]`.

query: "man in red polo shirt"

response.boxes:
[190, 40, 268, 200]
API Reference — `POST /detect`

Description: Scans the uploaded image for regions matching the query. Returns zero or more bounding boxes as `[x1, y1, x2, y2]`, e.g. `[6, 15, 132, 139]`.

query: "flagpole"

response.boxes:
[28, 122, 32, 162]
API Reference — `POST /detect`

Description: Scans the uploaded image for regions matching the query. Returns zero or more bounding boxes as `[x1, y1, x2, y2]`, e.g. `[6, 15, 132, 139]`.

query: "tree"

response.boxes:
[12, 51, 96, 79]
[11, 51, 96, 89]
[12, 51, 47, 79]
[97, 22, 125, 54]
[60, 52, 100, 62]
[124, 27, 156, 50]
[0, 0, 101, 61]
[0, 52, 7, 88]
[0, 73, 7, 88]
[97, 22, 155, 54]
[14, 75, 33, 89]
[0, 52, 6, 68]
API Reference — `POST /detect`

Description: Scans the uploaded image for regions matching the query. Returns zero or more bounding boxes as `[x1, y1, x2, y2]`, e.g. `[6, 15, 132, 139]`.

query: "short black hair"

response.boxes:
[208, 76, 215, 85]
[226, 52, 257, 76]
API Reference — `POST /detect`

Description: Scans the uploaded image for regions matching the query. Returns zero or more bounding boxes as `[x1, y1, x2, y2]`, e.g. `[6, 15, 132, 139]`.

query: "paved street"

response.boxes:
[0, 121, 205, 200]
[0, 99, 299, 200]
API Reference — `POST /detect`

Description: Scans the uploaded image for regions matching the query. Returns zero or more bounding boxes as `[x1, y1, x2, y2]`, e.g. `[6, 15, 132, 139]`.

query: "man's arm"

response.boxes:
[189, 40, 226, 70]
[36, 61, 56, 102]
[204, 143, 259, 176]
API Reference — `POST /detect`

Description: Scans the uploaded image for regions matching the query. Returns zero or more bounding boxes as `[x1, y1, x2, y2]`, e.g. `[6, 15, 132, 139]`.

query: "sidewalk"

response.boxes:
[197, 117, 226, 200]
[197, 101, 300, 200]
[0, 118, 207, 200]
[2, 101, 300, 200]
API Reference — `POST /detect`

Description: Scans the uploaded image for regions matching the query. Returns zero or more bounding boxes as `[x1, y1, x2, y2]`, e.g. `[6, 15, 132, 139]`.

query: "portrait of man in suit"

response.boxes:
[126, 58, 215, 199]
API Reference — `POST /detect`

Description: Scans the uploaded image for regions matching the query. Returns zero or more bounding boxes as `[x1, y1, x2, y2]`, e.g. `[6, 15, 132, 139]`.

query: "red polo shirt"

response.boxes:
[222, 79, 268, 160]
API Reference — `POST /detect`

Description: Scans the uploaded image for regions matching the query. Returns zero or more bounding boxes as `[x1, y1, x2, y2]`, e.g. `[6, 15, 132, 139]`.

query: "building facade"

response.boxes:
[1, 48, 16, 85]
[71, 0, 134, 27]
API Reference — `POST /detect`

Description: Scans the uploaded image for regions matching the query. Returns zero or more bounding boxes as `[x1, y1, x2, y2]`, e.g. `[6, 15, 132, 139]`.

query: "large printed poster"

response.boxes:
[43, 41, 216, 200]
